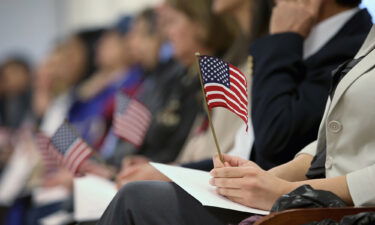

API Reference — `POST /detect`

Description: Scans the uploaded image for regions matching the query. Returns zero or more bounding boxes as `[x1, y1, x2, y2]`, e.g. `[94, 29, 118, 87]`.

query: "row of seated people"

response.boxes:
[0, 0, 374, 224]
[0, 1, 244, 223]
[97, 0, 375, 224]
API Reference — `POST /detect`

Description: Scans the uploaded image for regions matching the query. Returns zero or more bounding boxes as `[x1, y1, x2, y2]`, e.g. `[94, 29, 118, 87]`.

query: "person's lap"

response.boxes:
[97, 180, 251, 225]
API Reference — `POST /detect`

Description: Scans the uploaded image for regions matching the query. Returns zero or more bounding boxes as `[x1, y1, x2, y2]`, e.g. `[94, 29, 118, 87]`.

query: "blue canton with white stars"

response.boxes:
[200, 56, 230, 88]
[51, 123, 79, 154]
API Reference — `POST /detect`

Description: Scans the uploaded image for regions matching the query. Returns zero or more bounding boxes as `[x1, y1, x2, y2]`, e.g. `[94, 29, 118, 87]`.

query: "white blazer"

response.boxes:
[298, 25, 375, 206]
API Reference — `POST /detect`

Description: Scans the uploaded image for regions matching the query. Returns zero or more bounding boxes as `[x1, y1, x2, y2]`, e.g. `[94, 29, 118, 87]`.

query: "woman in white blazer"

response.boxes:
[209, 25, 375, 210]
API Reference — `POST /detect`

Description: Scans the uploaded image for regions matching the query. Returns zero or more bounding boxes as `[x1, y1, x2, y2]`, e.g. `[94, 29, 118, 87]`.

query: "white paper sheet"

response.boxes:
[40, 210, 73, 225]
[0, 143, 38, 206]
[73, 174, 117, 221]
[32, 186, 70, 206]
[150, 162, 269, 215]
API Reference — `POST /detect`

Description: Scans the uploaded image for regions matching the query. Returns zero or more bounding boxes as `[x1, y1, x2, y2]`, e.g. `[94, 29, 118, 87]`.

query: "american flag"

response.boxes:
[36, 133, 63, 173]
[50, 122, 93, 174]
[113, 92, 151, 147]
[198, 55, 248, 129]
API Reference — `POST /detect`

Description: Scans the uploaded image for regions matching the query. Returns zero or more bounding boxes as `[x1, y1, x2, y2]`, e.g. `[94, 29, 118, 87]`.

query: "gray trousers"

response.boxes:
[96, 181, 250, 225]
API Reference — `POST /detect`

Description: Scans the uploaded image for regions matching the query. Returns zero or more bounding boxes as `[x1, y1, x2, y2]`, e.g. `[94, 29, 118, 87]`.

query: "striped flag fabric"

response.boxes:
[113, 92, 152, 147]
[36, 133, 63, 173]
[198, 55, 249, 129]
[50, 122, 93, 174]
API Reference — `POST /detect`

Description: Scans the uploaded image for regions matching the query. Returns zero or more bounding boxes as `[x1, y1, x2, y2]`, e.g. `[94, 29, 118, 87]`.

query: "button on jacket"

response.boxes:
[298, 25, 375, 206]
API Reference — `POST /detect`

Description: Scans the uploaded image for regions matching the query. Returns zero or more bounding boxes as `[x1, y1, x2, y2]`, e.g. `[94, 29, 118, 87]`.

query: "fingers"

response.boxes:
[227, 196, 247, 206]
[213, 154, 252, 168]
[239, 160, 259, 168]
[210, 166, 257, 178]
[122, 157, 137, 168]
[116, 167, 139, 189]
[223, 154, 246, 167]
[209, 177, 244, 189]
[213, 155, 225, 168]
[216, 187, 243, 198]
[117, 166, 139, 179]
[306, 0, 323, 16]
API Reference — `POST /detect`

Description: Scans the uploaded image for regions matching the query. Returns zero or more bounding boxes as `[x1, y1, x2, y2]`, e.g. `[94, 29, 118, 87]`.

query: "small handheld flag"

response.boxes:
[113, 91, 152, 148]
[36, 133, 63, 173]
[195, 53, 249, 163]
[50, 122, 93, 174]
[197, 55, 249, 128]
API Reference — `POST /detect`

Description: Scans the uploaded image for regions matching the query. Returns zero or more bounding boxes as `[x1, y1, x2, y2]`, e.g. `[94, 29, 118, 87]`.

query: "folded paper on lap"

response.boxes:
[150, 162, 269, 215]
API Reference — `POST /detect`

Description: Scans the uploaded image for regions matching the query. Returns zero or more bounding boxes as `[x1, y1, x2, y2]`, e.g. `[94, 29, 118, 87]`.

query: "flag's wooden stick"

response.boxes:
[247, 55, 253, 79]
[195, 52, 224, 164]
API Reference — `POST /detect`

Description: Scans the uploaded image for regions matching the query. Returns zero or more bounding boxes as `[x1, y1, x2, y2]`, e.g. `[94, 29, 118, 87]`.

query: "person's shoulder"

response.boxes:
[336, 8, 373, 37]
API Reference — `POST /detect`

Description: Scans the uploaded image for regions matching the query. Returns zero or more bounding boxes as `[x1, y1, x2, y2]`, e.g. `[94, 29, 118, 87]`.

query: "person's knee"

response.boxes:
[116, 181, 173, 208]
[115, 181, 145, 207]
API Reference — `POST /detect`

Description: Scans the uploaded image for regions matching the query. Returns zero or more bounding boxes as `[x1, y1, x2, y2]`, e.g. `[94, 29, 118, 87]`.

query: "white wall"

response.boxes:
[0, 0, 162, 64]
[57, 0, 163, 37]
[0, 0, 60, 65]
[0, 0, 374, 65]
[362, 0, 375, 21]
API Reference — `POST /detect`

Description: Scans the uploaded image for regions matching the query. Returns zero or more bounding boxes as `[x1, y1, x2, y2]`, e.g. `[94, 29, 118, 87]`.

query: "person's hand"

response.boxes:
[210, 155, 298, 210]
[213, 154, 257, 168]
[79, 161, 115, 179]
[121, 155, 150, 169]
[116, 163, 170, 189]
[270, 0, 323, 38]
[42, 168, 74, 190]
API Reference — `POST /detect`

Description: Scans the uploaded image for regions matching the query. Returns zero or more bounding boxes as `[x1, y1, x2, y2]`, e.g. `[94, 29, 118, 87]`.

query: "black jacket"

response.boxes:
[250, 9, 373, 170]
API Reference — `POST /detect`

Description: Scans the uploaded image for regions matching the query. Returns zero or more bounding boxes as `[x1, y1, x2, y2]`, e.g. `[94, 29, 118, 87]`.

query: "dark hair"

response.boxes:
[0, 57, 31, 76]
[136, 8, 158, 35]
[249, 0, 274, 44]
[114, 15, 134, 35]
[75, 29, 105, 81]
[224, 0, 274, 66]
[336, 0, 362, 7]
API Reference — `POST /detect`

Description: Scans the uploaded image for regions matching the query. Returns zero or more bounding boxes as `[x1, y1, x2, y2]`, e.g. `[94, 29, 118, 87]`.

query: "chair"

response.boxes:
[254, 207, 375, 225]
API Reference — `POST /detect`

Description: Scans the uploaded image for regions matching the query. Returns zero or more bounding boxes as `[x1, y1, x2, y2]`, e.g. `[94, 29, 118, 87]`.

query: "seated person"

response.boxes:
[0, 57, 32, 129]
[114, 0, 271, 185]
[250, 0, 372, 169]
[97, 23, 375, 225]
[68, 16, 143, 149]
[112, 0, 236, 167]
[114, 0, 373, 184]
[186, 0, 372, 171]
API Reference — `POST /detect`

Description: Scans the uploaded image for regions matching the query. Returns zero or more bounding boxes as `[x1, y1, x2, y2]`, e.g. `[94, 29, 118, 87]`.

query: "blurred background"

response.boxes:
[0, 0, 374, 64]
[0, 0, 162, 63]
[0, 0, 374, 224]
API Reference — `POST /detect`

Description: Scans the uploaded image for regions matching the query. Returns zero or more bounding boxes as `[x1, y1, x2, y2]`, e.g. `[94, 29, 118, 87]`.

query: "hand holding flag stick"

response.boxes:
[195, 52, 250, 164]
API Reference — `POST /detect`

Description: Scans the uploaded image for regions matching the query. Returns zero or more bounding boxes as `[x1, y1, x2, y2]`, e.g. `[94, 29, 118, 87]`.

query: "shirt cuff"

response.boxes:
[295, 141, 318, 158]
[347, 165, 375, 206]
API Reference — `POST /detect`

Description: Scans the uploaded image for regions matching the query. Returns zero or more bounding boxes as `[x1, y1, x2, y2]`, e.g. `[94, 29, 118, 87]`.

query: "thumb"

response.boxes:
[213, 155, 225, 168]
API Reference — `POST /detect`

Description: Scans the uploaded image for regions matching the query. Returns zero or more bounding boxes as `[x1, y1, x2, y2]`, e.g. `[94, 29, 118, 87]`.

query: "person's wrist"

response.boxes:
[281, 181, 300, 197]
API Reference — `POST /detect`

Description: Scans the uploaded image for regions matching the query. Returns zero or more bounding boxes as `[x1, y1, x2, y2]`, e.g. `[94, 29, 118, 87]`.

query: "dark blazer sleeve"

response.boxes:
[250, 33, 335, 169]
[181, 158, 213, 171]
[250, 10, 372, 170]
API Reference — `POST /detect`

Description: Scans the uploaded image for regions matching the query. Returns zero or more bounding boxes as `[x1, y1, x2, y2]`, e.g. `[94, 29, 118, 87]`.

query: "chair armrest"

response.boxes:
[254, 207, 375, 225]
